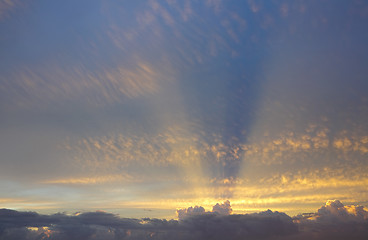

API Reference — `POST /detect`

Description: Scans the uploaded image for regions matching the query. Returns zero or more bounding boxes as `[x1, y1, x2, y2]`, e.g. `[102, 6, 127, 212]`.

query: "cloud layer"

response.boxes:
[1, 200, 367, 240]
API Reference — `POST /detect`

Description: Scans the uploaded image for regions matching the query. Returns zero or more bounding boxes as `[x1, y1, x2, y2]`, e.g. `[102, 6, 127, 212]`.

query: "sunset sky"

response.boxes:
[1, 0, 368, 227]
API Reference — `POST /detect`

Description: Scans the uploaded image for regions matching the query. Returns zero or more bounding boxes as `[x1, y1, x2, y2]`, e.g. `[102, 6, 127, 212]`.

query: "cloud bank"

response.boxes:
[294, 200, 368, 240]
[1, 200, 367, 240]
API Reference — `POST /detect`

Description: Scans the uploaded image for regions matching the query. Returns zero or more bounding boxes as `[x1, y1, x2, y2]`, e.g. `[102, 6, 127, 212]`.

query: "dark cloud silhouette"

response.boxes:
[293, 200, 368, 240]
[1, 200, 368, 240]
[0, 207, 297, 240]
[179, 210, 297, 240]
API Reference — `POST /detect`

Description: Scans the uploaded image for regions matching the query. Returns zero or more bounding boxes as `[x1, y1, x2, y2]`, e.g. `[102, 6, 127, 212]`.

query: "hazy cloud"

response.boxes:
[42, 174, 137, 185]
[0, 0, 23, 20]
[1, 61, 168, 108]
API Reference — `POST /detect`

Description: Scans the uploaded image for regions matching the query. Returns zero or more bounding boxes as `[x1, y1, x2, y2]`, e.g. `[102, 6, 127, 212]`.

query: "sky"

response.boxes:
[0, 0, 368, 238]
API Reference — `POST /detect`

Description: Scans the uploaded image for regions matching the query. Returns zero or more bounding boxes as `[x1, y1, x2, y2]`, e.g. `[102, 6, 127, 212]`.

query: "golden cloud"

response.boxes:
[42, 174, 138, 185]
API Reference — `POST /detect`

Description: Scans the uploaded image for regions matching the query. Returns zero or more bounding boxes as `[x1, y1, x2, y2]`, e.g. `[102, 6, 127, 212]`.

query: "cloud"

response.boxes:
[177, 206, 205, 220]
[312, 200, 368, 222]
[0, 0, 23, 20]
[212, 200, 232, 215]
[64, 126, 243, 177]
[149, 0, 175, 26]
[293, 200, 368, 240]
[0, 207, 297, 240]
[176, 200, 296, 239]
[42, 174, 137, 185]
[179, 211, 297, 240]
[176, 200, 232, 220]
[3, 61, 166, 107]
[0, 209, 141, 240]
[1, 200, 368, 240]
[177, 200, 231, 220]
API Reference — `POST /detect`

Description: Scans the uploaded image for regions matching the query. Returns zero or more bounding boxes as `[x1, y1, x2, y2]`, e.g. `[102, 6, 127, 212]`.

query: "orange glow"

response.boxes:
[42, 174, 136, 184]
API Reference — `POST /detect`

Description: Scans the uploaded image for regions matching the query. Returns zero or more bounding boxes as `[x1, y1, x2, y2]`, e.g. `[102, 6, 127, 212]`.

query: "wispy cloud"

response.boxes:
[1, 61, 169, 108]
[0, 0, 22, 20]
[42, 174, 137, 185]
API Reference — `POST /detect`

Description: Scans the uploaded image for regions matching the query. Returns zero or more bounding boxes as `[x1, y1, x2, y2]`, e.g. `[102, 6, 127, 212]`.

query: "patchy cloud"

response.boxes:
[0, 61, 170, 108]
[0, 0, 23, 20]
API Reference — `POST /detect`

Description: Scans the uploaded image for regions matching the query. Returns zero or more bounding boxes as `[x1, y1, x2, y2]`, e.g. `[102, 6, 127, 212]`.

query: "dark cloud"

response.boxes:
[179, 210, 297, 240]
[0, 209, 142, 240]
[0, 207, 296, 240]
[294, 200, 368, 240]
[1, 200, 368, 240]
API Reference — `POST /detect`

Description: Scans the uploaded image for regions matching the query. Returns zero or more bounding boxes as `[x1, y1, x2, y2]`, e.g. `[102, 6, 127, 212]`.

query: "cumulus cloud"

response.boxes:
[1, 200, 368, 240]
[212, 200, 232, 215]
[177, 206, 205, 220]
[177, 200, 231, 220]
[303, 200, 368, 223]
[294, 200, 368, 240]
